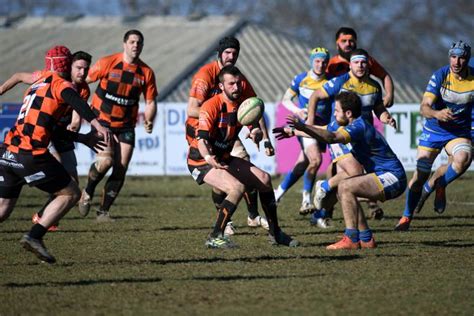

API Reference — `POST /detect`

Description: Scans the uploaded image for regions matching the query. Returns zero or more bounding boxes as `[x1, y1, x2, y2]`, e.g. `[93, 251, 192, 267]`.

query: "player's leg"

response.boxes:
[300, 138, 322, 214]
[395, 146, 438, 231]
[79, 138, 114, 217]
[431, 138, 472, 213]
[227, 158, 299, 247]
[231, 139, 268, 229]
[97, 137, 134, 222]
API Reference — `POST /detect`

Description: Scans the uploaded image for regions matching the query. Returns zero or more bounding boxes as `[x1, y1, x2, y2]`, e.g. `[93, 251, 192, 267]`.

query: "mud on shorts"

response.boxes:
[0, 148, 71, 198]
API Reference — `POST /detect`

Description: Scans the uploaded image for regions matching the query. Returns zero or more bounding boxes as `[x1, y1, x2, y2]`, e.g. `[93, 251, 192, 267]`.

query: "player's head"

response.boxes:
[217, 36, 240, 67]
[218, 65, 242, 101]
[349, 48, 369, 78]
[123, 29, 144, 60]
[335, 27, 357, 60]
[334, 91, 362, 125]
[71, 51, 92, 85]
[309, 47, 330, 75]
[449, 40, 471, 75]
[44, 45, 72, 77]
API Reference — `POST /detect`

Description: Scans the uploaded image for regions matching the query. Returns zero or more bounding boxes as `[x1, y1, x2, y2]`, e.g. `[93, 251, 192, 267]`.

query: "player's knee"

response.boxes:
[338, 180, 352, 195]
[260, 171, 272, 189]
[452, 143, 472, 169]
[95, 150, 114, 173]
[307, 156, 322, 170]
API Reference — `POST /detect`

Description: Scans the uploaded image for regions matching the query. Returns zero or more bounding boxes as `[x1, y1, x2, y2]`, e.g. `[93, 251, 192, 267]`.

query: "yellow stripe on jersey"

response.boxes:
[337, 127, 351, 144]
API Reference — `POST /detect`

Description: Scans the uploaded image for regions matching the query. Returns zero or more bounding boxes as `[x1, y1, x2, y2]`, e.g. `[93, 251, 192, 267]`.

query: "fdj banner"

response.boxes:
[0, 104, 22, 142]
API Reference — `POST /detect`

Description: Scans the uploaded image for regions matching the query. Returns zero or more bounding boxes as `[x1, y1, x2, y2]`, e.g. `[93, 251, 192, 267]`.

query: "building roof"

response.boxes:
[0, 15, 423, 104]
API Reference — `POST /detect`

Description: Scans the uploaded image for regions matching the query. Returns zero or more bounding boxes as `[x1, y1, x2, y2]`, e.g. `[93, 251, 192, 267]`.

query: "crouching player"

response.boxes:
[274, 92, 406, 249]
[188, 65, 299, 248]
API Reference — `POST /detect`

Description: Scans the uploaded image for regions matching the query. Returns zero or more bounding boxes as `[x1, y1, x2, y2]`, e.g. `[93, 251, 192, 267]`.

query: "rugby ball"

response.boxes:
[237, 97, 264, 125]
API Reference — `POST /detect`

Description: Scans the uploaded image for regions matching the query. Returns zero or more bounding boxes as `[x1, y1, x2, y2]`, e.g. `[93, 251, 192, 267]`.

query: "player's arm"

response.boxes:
[144, 98, 157, 133]
[197, 137, 228, 170]
[373, 99, 396, 129]
[68, 111, 82, 132]
[307, 88, 328, 125]
[281, 88, 306, 120]
[60, 88, 112, 142]
[187, 97, 203, 118]
[382, 73, 395, 108]
[420, 95, 453, 122]
[257, 116, 274, 156]
[0, 72, 36, 95]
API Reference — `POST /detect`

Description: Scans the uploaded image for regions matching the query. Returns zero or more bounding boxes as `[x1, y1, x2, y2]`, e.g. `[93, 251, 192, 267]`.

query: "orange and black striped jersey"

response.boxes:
[187, 94, 244, 166]
[327, 55, 388, 79]
[186, 60, 256, 145]
[88, 52, 158, 131]
[4, 72, 74, 155]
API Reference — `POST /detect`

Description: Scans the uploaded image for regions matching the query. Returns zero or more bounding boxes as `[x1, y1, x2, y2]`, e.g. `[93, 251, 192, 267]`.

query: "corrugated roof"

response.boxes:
[0, 15, 423, 104]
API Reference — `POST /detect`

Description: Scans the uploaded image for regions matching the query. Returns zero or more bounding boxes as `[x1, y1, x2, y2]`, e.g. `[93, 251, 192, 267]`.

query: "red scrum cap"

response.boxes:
[44, 45, 72, 73]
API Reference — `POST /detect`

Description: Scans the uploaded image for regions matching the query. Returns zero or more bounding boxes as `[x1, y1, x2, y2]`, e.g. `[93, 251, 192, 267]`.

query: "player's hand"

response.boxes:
[205, 155, 228, 169]
[286, 115, 306, 131]
[436, 108, 454, 122]
[79, 130, 107, 153]
[144, 120, 153, 133]
[91, 120, 113, 143]
[246, 128, 263, 151]
[380, 112, 397, 129]
[296, 108, 308, 121]
[263, 139, 275, 156]
[272, 126, 294, 140]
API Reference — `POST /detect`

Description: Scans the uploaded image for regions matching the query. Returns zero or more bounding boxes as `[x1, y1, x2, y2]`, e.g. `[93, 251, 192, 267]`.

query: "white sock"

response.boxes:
[274, 186, 285, 201]
[302, 190, 311, 205]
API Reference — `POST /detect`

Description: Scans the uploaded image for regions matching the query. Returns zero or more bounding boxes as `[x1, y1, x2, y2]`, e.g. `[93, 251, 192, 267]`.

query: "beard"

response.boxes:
[338, 46, 354, 61]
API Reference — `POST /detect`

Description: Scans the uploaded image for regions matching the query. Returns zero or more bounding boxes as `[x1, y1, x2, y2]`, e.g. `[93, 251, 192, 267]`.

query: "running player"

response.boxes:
[395, 40, 473, 230]
[274, 91, 406, 249]
[188, 65, 298, 248]
[273, 47, 332, 222]
[186, 36, 274, 234]
[78, 29, 158, 222]
[0, 48, 93, 231]
[0, 45, 111, 263]
[306, 49, 396, 224]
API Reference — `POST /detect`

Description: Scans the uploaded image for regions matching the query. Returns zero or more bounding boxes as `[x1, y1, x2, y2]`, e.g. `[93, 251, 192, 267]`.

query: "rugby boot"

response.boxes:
[78, 189, 92, 217]
[394, 216, 412, 231]
[313, 180, 327, 210]
[434, 186, 446, 214]
[360, 237, 377, 249]
[205, 235, 237, 249]
[326, 235, 360, 250]
[20, 235, 56, 264]
[414, 188, 431, 214]
[269, 229, 300, 247]
[247, 216, 269, 230]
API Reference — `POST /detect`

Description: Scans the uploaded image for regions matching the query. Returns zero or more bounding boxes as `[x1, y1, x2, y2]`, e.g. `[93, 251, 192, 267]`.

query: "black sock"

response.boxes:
[100, 175, 125, 213]
[85, 163, 106, 197]
[37, 194, 55, 217]
[211, 200, 237, 238]
[211, 190, 226, 210]
[244, 189, 259, 219]
[28, 224, 48, 240]
[259, 190, 279, 235]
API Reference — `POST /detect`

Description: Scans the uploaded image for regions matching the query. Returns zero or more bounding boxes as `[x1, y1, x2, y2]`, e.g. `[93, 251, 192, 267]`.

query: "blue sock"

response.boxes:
[359, 229, 373, 242]
[423, 181, 433, 194]
[403, 188, 422, 218]
[321, 180, 331, 192]
[437, 164, 460, 188]
[280, 171, 300, 191]
[344, 228, 359, 243]
[303, 170, 316, 192]
[312, 209, 327, 219]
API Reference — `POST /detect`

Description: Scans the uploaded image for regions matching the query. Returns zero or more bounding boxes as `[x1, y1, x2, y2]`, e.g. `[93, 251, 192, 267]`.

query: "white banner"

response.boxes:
[75, 102, 277, 175]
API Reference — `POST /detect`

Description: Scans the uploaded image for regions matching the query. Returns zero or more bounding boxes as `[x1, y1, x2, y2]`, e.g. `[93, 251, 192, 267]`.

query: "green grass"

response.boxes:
[1, 175, 473, 315]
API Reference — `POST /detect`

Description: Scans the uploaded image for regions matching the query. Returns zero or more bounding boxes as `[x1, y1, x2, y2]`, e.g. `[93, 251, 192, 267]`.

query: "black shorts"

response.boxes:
[0, 148, 71, 198]
[188, 163, 213, 185]
[92, 126, 136, 146]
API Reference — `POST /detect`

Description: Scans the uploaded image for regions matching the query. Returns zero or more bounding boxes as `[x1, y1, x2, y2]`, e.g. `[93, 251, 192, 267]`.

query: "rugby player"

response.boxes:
[395, 40, 473, 230]
[188, 65, 298, 248]
[78, 29, 158, 222]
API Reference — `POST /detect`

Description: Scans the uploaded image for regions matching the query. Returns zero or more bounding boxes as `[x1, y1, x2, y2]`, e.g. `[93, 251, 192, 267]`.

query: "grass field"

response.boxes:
[1, 174, 473, 315]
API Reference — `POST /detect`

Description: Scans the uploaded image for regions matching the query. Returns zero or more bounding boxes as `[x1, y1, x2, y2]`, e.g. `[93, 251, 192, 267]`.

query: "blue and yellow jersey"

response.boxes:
[338, 117, 405, 177]
[322, 72, 383, 125]
[289, 71, 332, 125]
[424, 65, 474, 136]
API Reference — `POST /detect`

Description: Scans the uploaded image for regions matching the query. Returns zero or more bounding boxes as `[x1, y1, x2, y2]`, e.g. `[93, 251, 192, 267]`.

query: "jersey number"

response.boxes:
[18, 93, 36, 121]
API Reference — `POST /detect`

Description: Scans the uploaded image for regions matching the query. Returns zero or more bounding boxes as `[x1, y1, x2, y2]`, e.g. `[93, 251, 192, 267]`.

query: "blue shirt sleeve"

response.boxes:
[289, 72, 306, 95]
[322, 73, 348, 97]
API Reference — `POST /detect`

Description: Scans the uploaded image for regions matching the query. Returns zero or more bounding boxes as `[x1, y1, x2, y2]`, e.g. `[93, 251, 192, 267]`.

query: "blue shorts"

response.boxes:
[419, 126, 470, 152]
[371, 170, 407, 201]
[329, 143, 352, 162]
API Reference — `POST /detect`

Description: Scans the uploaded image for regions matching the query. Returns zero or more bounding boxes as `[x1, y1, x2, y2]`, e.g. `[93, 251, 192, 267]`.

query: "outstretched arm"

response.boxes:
[0, 72, 36, 95]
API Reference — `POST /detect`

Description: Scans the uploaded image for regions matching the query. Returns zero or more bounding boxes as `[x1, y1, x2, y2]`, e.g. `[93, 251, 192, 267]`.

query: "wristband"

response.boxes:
[204, 155, 212, 163]
[263, 140, 272, 148]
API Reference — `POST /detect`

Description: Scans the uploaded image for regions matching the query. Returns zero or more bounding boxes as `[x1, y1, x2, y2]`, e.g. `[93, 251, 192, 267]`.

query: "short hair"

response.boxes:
[123, 29, 144, 43]
[335, 27, 357, 41]
[218, 65, 242, 83]
[350, 48, 369, 59]
[72, 51, 92, 64]
[335, 91, 362, 118]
